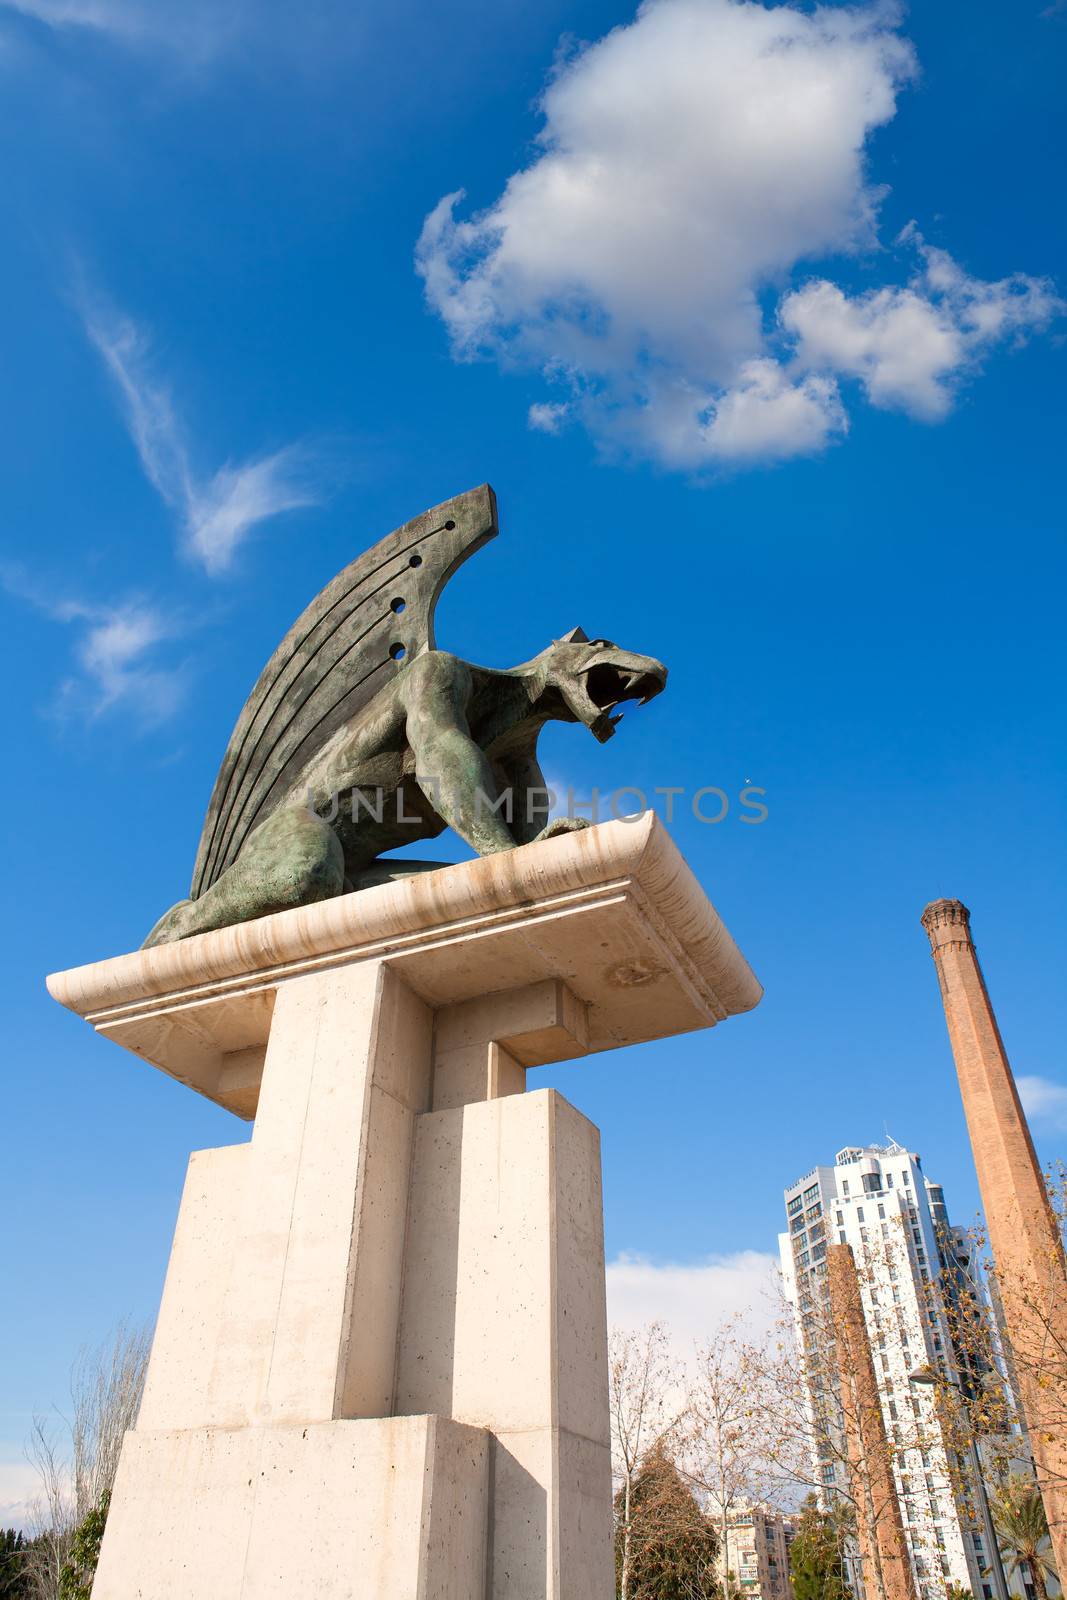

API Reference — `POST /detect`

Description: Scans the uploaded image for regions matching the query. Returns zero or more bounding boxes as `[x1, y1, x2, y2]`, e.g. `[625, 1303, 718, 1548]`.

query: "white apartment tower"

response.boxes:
[779, 1140, 1017, 1600]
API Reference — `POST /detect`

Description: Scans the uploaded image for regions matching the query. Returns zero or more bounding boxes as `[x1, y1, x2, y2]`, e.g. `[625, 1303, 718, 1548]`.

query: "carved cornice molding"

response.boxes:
[921, 898, 973, 951]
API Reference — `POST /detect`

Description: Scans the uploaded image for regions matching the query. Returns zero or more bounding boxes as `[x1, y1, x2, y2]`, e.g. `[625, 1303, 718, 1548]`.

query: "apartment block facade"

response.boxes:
[779, 1140, 1016, 1600]
[724, 1505, 796, 1600]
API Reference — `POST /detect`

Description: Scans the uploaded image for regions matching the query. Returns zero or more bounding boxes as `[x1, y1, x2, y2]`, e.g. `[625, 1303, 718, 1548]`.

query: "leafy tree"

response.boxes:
[991, 1478, 1059, 1600]
[0, 1528, 31, 1600]
[787, 1494, 850, 1600]
[57, 1495, 109, 1600]
[945, 1583, 973, 1600]
[615, 1439, 718, 1600]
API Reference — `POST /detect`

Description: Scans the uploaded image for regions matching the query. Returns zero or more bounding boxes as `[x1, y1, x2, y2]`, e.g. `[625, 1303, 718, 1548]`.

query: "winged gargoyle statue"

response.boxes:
[145, 485, 667, 945]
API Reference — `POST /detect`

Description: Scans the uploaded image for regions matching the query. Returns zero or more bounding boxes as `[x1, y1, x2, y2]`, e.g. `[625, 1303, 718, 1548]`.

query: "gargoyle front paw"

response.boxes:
[531, 817, 592, 845]
[143, 899, 194, 949]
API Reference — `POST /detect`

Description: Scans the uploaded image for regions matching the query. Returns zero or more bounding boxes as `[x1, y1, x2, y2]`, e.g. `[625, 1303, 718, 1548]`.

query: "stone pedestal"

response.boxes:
[48, 815, 761, 1599]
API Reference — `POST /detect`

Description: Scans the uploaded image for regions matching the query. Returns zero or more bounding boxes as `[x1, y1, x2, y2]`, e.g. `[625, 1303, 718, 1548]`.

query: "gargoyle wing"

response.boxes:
[190, 484, 498, 897]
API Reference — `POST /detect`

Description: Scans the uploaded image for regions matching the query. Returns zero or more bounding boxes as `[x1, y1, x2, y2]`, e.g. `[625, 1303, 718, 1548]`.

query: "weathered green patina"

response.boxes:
[145, 485, 667, 946]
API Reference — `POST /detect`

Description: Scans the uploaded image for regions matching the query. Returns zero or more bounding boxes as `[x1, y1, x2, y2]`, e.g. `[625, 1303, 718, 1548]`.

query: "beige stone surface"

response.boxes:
[395, 1089, 613, 1597]
[91, 1415, 489, 1600]
[45, 820, 761, 1598]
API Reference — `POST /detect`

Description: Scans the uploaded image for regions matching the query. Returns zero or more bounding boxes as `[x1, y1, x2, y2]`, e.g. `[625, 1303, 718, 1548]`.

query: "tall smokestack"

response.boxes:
[921, 898, 1067, 1576]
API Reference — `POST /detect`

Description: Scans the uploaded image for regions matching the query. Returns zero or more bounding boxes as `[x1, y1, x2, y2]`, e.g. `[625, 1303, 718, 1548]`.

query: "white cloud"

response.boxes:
[2, 568, 186, 723]
[528, 400, 570, 434]
[1017, 1075, 1067, 1133]
[85, 307, 321, 573]
[629, 361, 848, 467]
[68, 601, 185, 720]
[417, 0, 1060, 469]
[782, 232, 1062, 419]
[607, 1249, 781, 1359]
[0, 1455, 43, 1532]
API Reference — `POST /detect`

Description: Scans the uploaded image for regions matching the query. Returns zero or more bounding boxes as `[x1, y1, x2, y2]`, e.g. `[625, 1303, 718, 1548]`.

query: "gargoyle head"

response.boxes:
[536, 626, 668, 743]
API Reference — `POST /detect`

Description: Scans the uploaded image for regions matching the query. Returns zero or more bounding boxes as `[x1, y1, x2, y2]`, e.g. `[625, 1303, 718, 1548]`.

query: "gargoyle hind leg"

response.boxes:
[143, 805, 345, 947]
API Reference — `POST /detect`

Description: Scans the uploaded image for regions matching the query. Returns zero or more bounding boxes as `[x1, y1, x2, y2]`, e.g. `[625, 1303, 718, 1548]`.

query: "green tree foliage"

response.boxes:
[945, 1582, 973, 1600]
[991, 1478, 1059, 1600]
[615, 1440, 718, 1600]
[0, 1529, 31, 1600]
[787, 1494, 850, 1600]
[58, 1493, 110, 1600]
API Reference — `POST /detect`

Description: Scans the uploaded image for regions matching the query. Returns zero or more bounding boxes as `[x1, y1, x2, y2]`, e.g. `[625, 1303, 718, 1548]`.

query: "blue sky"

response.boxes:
[2, 0, 1065, 1521]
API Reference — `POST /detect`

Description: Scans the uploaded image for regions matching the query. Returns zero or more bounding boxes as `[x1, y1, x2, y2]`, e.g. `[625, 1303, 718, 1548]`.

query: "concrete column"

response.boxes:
[396, 976, 609, 1598]
[921, 899, 1067, 1577]
[827, 1243, 918, 1600]
[139, 960, 434, 1432]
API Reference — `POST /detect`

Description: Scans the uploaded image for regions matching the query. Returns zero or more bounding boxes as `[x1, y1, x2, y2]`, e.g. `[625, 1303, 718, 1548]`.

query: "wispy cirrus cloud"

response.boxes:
[0, 0, 249, 58]
[2, 566, 187, 725]
[1018, 1075, 1067, 1133]
[84, 305, 323, 573]
[417, 0, 1062, 471]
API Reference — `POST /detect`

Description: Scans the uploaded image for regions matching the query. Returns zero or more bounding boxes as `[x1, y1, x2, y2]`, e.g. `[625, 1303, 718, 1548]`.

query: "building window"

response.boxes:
[842, 1181, 850, 1196]
[791, 1216, 805, 1234]
[886, 1173, 894, 1187]
[857, 1206, 865, 1223]
[839, 1231, 846, 1243]
[878, 1204, 886, 1220]
[836, 1211, 843, 1226]
[788, 1195, 802, 1215]
[863, 1173, 883, 1193]
[803, 1184, 819, 1204]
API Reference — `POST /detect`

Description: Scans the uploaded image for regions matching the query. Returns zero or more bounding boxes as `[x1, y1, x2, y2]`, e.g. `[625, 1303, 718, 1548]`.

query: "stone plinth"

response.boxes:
[48, 816, 761, 1599]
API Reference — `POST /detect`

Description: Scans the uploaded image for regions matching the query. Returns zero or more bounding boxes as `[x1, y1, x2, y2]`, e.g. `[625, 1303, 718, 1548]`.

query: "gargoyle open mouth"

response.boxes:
[581, 659, 667, 742]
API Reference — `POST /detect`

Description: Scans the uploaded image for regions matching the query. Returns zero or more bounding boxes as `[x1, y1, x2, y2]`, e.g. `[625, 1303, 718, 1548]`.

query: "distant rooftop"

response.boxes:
[835, 1138, 912, 1164]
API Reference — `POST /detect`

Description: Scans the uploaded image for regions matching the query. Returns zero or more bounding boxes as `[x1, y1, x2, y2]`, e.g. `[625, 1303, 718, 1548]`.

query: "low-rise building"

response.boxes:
[724, 1504, 797, 1600]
